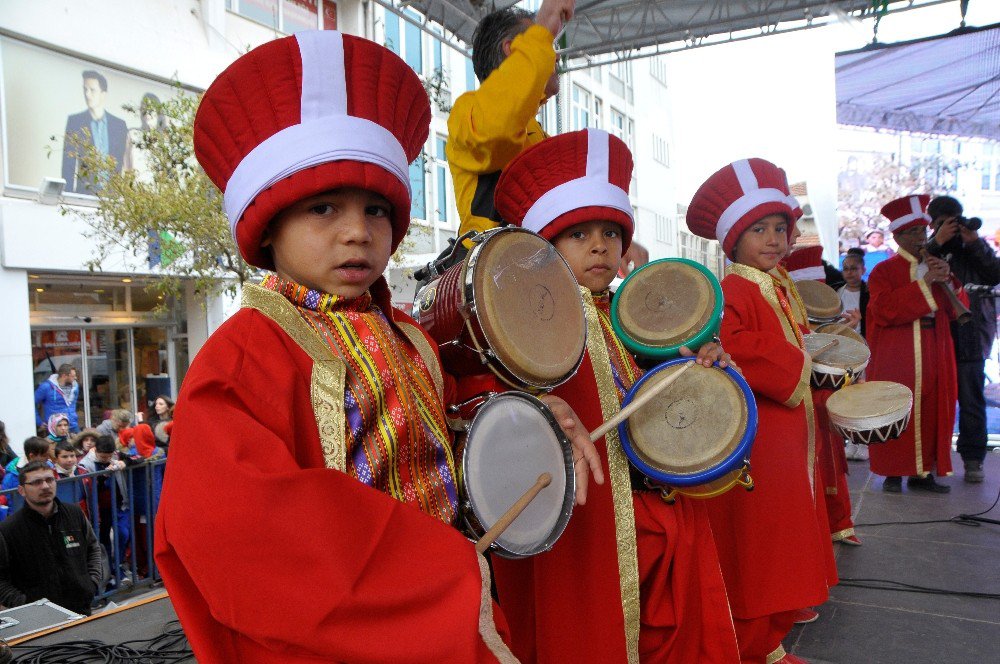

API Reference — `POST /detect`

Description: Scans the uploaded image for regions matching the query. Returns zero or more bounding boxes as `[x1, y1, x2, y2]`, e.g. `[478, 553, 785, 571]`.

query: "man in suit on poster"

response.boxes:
[61, 70, 128, 194]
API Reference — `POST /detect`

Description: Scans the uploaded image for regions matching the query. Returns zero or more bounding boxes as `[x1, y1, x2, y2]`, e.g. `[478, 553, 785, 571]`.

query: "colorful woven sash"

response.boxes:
[593, 291, 643, 402]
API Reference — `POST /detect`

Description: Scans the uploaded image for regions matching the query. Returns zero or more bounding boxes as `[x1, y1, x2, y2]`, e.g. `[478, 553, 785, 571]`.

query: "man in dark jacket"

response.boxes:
[0, 461, 103, 615]
[927, 196, 1000, 483]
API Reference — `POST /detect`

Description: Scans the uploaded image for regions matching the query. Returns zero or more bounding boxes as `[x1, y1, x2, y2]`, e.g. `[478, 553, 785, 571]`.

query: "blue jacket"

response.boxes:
[34, 375, 79, 431]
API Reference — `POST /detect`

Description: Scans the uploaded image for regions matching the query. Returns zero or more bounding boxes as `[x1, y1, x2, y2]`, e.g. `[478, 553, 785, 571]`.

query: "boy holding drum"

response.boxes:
[455, 128, 739, 663]
[686, 158, 837, 664]
[154, 31, 602, 664]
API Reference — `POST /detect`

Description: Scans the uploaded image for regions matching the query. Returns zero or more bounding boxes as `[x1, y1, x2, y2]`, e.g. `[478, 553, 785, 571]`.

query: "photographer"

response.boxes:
[926, 196, 1000, 483]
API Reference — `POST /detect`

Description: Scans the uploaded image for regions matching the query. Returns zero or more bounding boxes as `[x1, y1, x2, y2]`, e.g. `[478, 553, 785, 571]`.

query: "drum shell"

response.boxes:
[830, 411, 911, 445]
[617, 358, 758, 498]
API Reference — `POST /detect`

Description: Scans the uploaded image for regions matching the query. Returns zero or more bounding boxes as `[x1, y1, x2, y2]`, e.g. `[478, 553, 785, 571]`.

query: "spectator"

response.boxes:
[119, 423, 160, 460]
[47, 413, 71, 446]
[862, 228, 895, 277]
[34, 364, 80, 433]
[95, 409, 132, 438]
[54, 441, 88, 506]
[78, 436, 129, 582]
[1, 438, 55, 497]
[0, 460, 103, 615]
[0, 422, 16, 470]
[926, 195, 1000, 483]
[838, 249, 870, 337]
[72, 429, 99, 459]
[146, 396, 173, 450]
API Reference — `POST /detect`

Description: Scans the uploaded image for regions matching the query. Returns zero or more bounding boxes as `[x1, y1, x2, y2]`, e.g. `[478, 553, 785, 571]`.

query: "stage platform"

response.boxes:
[787, 449, 1000, 663]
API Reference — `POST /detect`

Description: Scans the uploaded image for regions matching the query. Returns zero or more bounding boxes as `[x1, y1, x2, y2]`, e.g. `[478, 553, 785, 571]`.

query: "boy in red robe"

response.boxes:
[867, 195, 964, 494]
[454, 128, 740, 663]
[154, 31, 603, 664]
[687, 159, 837, 664]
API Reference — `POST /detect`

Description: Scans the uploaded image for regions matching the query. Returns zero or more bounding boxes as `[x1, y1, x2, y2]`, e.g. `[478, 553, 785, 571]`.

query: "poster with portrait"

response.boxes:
[0, 36, 191, 197]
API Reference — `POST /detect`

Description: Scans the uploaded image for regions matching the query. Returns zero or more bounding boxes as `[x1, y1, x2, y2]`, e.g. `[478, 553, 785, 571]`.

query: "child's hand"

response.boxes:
[538, 394, 605, 506]
[840, 309, 862, 328]
[679, 341, 736, 370]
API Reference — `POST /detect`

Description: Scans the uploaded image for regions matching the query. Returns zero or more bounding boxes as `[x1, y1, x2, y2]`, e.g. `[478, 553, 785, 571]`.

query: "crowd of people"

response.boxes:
[1, 0, 996, 661]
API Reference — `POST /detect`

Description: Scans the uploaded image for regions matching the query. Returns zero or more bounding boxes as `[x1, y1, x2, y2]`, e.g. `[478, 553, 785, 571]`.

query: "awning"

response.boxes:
[835, 23, 1000, 140]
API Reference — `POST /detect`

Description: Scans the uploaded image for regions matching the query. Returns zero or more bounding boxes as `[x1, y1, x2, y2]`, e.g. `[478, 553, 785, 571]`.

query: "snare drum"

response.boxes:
[457, 392, 575, 558]
[795, 280, 843, 325]
[804, 332, 870, 391]
[826, 381, 913, 445]
[617, 358, 757, 502]
[813, 321, 867, 346]
[611, 258, 723, 359]
[414, 227, 586, 390]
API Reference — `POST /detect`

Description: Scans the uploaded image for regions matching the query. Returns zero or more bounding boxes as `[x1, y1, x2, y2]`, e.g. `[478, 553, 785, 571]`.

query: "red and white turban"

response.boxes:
[881, 195, 931, 234]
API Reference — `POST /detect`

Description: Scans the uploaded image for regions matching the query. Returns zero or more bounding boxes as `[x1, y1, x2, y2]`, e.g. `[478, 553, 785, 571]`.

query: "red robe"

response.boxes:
[712, 266, 836, 661]
[154, 280, 514, 664]
[455, 289, 738, 663]
[866, 249, 961, 478]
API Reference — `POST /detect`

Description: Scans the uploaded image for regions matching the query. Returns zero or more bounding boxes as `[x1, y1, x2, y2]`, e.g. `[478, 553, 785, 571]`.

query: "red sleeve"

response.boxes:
[720, 276, 810, 408]
[155, 312, 507, 663]
[868, 262, 936, 327]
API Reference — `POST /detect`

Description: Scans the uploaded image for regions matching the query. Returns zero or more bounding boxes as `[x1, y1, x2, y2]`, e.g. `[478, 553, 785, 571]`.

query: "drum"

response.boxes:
[617, 358, 758, 502]
[826, 381, 913, 445]
[795, 279, 843, 324]
[414, 227, 586, 390]
[814, 321, 867, 346]
[804, 332, 870, 391]
[457, 392, 575, 559]
[611, 258, 723, 359]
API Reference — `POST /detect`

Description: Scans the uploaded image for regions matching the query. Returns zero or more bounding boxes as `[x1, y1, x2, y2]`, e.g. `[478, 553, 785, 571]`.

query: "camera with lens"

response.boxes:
[956, 216, 983, 232]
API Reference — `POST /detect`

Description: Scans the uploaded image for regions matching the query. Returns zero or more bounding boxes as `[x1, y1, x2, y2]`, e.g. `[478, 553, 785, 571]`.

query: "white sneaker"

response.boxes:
[855, 444, 869, 461]
[845, 442, 859, 460]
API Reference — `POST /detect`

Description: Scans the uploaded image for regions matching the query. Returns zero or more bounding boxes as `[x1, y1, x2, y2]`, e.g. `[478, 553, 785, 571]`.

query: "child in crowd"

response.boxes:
[72, 429, 99, 460]
[118, 423, 160, 459]
[79, 435, 129, 574]
[46, 413, 71, 447]
[54, 440, 88, 506]
[154, 30, 600, 664]
[453, 128, 739, 663]
[838, 248, 869, 337]
[687, 158, 837, 664]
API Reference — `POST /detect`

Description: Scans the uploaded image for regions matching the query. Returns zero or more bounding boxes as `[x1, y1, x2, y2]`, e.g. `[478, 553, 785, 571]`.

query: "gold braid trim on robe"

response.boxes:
[242, 283, 348, 472]
[727, 264, 817, 495]
[898, 248, 927, 477]
[582, 288, 640, 664]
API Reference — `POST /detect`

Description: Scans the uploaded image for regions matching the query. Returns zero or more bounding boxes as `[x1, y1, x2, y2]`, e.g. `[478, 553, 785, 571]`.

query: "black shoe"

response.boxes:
[883, 476, 902, 493]
[907, 474, 951, 494]
[964, 460, 985, 484]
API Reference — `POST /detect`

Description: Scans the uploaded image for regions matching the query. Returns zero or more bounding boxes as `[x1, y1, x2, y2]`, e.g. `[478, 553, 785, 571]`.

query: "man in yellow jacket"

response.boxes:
[446, 0, 648, 268]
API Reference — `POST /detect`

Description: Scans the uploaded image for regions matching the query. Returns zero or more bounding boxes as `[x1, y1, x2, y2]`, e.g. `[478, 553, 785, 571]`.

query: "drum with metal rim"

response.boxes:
[826, 381, 913, 445]
[611, 258, 724, 359]
[414, 227, 586, 390]
[617, 358, 758, 502]
[813, 321, 867, 346]
[804, 332, 870, 391]
[795, 279, 843, 325]
[455, 391, 575, 559]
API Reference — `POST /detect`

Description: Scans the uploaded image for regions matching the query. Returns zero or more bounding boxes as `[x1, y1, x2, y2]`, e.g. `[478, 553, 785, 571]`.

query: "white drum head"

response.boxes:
[463, 393, 574, 557]
[805, 332, 871, 375]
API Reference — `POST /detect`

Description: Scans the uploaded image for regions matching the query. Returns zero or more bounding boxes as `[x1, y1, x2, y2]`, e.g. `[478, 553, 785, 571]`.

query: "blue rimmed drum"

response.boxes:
[617, 358, 758, 502]
[611, 258, 724, 359]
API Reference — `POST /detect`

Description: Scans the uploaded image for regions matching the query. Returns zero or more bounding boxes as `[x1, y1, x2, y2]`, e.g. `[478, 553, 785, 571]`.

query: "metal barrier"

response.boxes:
[0, 457, 167, 604]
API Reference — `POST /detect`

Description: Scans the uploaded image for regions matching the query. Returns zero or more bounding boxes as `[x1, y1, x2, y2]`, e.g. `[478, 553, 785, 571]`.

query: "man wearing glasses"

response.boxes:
[0, 461, 103, 615]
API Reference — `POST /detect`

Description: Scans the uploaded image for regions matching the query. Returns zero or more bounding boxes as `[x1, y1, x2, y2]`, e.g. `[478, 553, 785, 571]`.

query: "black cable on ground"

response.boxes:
[837, 577, 1000, 600]
[10, 619, 192, 663]
[854, 484, 1000, 529]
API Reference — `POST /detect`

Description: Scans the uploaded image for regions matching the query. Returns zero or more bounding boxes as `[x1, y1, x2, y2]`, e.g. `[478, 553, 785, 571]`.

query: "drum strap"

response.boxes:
[582, 292, 641, 664]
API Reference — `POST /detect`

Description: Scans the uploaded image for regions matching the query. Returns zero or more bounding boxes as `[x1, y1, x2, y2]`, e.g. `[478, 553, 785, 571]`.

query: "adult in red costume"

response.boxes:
[154, 31, 517, 663]
[867, 195, 963, 493]
[687, 159, 836, 664]
[454, 129, 739, 663]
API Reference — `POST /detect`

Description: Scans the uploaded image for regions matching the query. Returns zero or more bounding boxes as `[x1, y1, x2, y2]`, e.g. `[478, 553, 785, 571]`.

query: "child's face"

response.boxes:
[55, 420, 69, 437]
[263, 187, 394, 299]
[733, 214, 788, 272]
[81, 437, 96, 452]
[56, 450, 77, 470]
[842, 257, 865, 288]
[786, 221, 802, 256]
[552, 220, 624, 293]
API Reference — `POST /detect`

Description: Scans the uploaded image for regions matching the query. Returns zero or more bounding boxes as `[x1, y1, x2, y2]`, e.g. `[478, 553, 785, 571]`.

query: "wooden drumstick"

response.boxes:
[589, 361, 695, 443]
[810, 338, 840, 361]
[475, 473, 552, 554]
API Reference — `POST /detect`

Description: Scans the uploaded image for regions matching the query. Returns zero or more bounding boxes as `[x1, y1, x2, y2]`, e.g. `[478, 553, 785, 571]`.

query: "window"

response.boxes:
[571, 84, 592, 130]
[982, 143, 1000, 192]
[465, 57, 477, 92]
[654, 213, 674, 244]
[610, 108, 634, 150]
[653, 135, 669, 167]
[609, 61, 633, 103]
[282, 0, 318, 34]
[592, 96, 603, 129]
[433, 29, 443, 73]
[409, 156, 426, 221]
[591, 65, 602, 83]
[434, 136, 449, 225]
[384, 11, 400, 54]
[233, 0, 278, 28]
[229, 0, 335, 32]
[650, 57, 668, 86]
[404, 10, 423, 73]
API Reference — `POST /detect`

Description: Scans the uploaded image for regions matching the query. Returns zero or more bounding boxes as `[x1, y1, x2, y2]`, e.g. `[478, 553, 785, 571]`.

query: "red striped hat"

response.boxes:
[686, 158, 796, 257]
[194, 31, 430, 269]
[494, 129, 635, 250]
[882, 195, 931, 233]
[782, 245, 825, 282]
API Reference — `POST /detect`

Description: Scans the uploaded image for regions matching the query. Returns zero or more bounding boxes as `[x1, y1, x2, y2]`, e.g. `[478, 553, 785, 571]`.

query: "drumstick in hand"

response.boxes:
[810, 338, 840, 361]
[589, 360, 695, 443]
[476, 473, 552, 554]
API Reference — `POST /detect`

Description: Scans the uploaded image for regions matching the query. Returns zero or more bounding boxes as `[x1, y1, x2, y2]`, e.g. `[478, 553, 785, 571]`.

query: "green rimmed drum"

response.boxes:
[611, 258, 723, 359]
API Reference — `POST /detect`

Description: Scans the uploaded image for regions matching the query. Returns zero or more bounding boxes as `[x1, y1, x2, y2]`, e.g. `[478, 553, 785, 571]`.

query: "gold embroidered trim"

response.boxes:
[583, 288, 640, 664]
[804, 390, 816, 496]
[476, 554, 518, 664]
[242, 284, 348, 472]
[398, 321, 444, 402]
[825, 487, 838, 495]
[766, 644, 787, 664]
[783, 356, 812, 409]
[831, 527, 856, 542]
[905, 257, 926, 477]
[772, 265, 809, 326]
